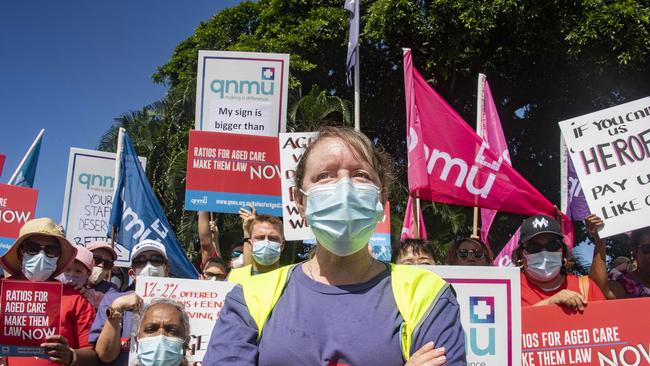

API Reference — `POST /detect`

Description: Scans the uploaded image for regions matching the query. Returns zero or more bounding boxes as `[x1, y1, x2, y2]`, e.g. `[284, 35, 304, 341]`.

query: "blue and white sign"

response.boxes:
[195, 50, 289, 137]
[61, 148, 146, 264]
[421, 265, 522, 366]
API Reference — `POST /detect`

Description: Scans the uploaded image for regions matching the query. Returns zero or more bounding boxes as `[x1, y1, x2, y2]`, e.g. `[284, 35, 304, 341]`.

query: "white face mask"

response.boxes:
[89, 266, 109, 285]
[22, 252, 58, 282]
[303, 178, 383, 257]
[135, 263, 165, 278]
[524, 251, 563, 282]
[231, 254, 244, 269]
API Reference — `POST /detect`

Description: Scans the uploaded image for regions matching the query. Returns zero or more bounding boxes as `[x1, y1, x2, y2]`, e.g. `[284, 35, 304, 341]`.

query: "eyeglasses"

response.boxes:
[131, 254, 167, 268]
[524, 239, 564, 254]
[93, 255, 115, 269]
[21, 241, 61, 258]
[639, 244, 650, 255]
[456, 249, 484, 259]
[203, 272, 226, 280]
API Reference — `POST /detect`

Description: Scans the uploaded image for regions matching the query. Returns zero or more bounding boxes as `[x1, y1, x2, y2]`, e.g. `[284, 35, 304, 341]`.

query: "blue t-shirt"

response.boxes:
[89, 289, 135, 366]
[205, 264, 466, 365]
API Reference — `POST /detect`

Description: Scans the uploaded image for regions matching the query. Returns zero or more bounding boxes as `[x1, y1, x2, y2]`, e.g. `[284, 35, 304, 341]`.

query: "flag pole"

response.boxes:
[109, 128, 125, 249]
[354, 48, 361, 132]
[559, 137, 568, 214]
[472, 74, 486, 239]
[412, 193, 420, 239]
[8, 128, 44, 185]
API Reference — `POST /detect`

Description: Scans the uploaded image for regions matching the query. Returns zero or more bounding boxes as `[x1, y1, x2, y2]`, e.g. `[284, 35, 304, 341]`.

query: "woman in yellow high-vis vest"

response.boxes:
[204, 127, 467, 366]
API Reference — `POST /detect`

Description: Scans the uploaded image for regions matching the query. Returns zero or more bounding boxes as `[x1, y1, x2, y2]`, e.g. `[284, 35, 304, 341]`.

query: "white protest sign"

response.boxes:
[421, 265, 522, 366]
[279, 132, 317, 240]
[559, 97, 650, 237]
[195, 50, 289, 137]
[131, 276, 235, 366]
[60, 148, 146, 266]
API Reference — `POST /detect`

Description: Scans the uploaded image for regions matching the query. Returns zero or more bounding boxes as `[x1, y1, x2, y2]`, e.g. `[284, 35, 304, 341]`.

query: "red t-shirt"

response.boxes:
[7, 285, 96, 365]
[520, 272, 606, 307]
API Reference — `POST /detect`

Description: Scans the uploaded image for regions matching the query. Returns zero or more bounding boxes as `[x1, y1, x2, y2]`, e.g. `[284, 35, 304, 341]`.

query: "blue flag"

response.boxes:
[108, 131, 199, 278]
[8, 129, 43, 188]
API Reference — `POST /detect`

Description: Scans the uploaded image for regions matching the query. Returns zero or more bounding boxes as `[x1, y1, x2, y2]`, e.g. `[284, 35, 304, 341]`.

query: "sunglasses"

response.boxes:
[21, 241, 61, 258]
[231, 250, 242, 258]
[457, 249, 484, 259]
[524, 239, 564, 254]
[93, 255, 115, 269]
[639, 244, 650, 255]
[131, 254, 167, 268]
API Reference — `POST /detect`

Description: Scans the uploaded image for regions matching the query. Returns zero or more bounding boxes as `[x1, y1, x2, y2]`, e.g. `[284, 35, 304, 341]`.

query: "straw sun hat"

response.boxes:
[0, 217, 77, 278]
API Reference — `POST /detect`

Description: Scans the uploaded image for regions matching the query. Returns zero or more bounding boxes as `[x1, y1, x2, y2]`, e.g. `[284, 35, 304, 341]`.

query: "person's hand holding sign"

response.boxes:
[41, 335, 75, 365]
[545, 289, 587, 311]
[405, 342, 447, 366]
[239, 205, 257, 239]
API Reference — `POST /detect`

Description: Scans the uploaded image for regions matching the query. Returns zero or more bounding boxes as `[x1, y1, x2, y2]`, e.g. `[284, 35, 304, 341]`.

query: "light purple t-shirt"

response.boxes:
[204, 264, 466, 365]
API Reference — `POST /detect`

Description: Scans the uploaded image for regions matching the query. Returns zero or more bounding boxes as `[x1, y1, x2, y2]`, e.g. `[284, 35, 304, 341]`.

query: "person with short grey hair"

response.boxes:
[131, 298, 190, 366]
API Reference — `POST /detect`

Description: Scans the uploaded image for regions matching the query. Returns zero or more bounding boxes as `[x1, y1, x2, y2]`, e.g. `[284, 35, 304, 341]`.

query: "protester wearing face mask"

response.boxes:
[445, 237, 494, 266]
[229, 244, 245, 269]
[206, 127, 464, 366]
[516, 215, 605, 310]
[56, 245, 105, 308]
[87, 241, 119, 293]
[133, 298, 190, 366]
[0, 218, 98, 365]
[227, 215, 284, 283]
[202, 257, 229, 281]
[89, 240, 169, 365]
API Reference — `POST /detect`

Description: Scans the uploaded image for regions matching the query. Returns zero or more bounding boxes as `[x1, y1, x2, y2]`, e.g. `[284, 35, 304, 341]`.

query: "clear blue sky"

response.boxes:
[0, 0, 242, 221]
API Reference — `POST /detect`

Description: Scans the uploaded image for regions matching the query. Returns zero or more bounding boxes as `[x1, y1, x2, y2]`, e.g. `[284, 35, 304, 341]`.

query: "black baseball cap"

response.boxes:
[519, 215, 563, 243]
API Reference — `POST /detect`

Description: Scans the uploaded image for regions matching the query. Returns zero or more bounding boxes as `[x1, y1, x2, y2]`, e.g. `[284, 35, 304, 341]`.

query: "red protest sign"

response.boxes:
[184, 130, 282, 216]
[0, 280, 63, 357]
[0, 184, 38, 256]
[522, 298, 650, 366]
[0, 154, 5, 178]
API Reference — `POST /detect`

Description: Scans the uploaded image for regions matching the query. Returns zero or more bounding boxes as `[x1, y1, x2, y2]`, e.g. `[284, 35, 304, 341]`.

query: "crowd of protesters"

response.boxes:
[0, 127, 648, 366]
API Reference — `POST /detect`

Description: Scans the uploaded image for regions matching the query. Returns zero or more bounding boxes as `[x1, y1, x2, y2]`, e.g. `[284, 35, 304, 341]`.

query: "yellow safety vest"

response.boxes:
[239, 263, 448, 360]
[227, 264, 253, 284]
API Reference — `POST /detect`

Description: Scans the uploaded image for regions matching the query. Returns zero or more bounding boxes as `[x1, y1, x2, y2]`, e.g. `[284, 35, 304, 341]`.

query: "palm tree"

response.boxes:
[287, 85, 352, 131]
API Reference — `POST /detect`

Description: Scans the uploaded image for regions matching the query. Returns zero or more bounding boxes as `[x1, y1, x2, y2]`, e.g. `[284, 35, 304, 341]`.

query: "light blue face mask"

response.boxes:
[303, 178, 384, 257]
[22, 251, 58, 282]
[137, 334, 185, 366]
[252, 239, 282, 266]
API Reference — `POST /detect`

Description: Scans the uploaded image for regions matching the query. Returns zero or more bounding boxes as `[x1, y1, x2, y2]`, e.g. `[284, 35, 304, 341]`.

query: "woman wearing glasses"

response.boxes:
[604, 227, 650, 298]
[444, 237, 493, 266]
[0, 217, 98, 365]
[515, 215, 605, 310]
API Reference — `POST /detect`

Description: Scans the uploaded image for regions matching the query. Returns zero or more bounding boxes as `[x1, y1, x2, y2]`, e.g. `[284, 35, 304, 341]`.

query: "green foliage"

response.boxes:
[103, 0, 650, 263]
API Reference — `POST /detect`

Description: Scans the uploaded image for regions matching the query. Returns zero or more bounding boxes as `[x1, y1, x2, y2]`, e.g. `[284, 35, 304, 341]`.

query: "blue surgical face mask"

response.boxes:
[22, 251, 58, 282]
[524, 251, 563, 282]
[252, 239, 281, 266]
[137, 334, 184, 366]
[303, 178, 384, 257]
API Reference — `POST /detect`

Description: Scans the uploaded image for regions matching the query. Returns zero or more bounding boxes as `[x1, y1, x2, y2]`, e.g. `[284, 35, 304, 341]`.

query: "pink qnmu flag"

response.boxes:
[478, 75, 512, 245]
[402, 49, 573, 251]
[400, 195, 427, 240]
